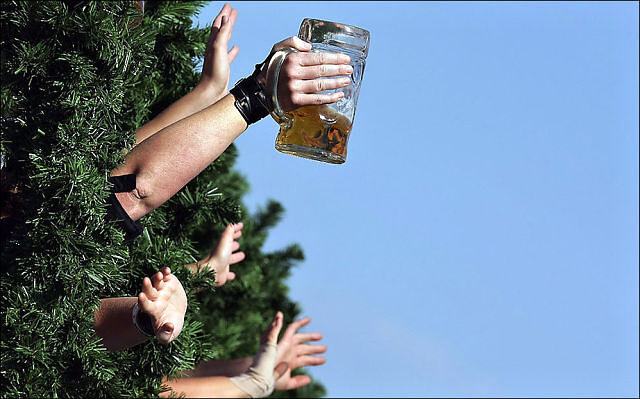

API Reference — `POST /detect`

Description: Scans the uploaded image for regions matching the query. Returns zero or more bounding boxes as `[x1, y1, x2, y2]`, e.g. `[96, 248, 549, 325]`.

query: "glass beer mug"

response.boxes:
[269, 19, 370, 164]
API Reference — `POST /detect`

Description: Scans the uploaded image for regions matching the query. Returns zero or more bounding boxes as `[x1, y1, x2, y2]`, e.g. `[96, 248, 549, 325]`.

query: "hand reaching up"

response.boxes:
[138, 267, 187, 344]
[230, 312, 288, 398]
[198, 2, 239, 100]
[192, 223, 245, 287]
[274, 317, 327, 390]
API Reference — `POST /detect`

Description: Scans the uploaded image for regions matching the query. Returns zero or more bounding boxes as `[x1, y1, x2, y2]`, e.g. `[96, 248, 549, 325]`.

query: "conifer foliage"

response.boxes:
[1, 1, 324, 397]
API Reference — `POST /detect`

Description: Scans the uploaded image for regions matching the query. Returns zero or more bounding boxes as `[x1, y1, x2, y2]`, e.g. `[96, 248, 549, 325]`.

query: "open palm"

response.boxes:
[200, 223, 245, 286]
[199, 3, 239, 97]
[138, 267, 187, 344]
[274, 317, 327, 390]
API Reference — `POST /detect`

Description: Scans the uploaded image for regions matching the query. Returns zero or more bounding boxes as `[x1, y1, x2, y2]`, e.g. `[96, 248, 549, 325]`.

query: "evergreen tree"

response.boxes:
[1, 1, 325, 397]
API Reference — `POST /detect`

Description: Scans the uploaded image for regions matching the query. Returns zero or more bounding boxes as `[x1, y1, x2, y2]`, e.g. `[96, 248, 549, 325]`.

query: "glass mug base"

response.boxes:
[275, 143, 346, 164]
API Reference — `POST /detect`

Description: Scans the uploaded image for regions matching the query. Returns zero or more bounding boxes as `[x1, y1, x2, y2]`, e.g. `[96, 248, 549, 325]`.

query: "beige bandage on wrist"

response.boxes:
[229, 342, 278, 398]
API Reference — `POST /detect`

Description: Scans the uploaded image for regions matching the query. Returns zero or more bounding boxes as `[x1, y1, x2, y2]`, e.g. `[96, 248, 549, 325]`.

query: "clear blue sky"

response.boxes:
[195, 2, 639, 397]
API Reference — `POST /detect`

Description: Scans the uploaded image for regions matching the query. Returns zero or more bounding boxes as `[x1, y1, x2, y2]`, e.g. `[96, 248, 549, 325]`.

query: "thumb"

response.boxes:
[266, 311, 284, 345]
[273, 36, 312, 52]
[215, 224, 235, 253]
[273, 362, 289, 380]
[157, 322, 175, 344]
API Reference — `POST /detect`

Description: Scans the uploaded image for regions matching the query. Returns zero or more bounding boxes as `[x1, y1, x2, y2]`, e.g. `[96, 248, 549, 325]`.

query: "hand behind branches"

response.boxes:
[138, 267, 187, 344]
[189, 223, 245, 287]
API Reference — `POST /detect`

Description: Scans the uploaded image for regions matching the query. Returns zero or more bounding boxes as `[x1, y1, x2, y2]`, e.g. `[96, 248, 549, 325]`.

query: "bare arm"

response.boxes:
[134, 86, 224, 146]
[160, 375, 248, 399]
[172, 316, 327, 391]
[111, 94, 247, 221]
[135, 4, 239, 145]
[182, 357, 254, 378]
[111, 20, 351, 222]
[162, 313, 286, 399]
[94, 297, 147, 351]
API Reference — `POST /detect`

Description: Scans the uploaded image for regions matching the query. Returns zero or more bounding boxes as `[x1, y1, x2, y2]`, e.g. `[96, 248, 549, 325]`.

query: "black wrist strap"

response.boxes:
[132, 303, 155, 337]
[229, 65, 271, 126]
[105, 174, 143, 241]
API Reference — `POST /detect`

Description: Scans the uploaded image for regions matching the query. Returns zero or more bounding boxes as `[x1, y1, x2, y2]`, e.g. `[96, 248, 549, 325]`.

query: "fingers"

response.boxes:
[266, 311, 284, 345]
[212, 3, 231, 30]
[142, 277, 158, 300]
[284, 317, 311, 339]
[231, 241, 240, 252]
[297, 51, 351, 66]
[291, 92, 344, 107]
[138, 291, 154, 313]
[217, 224, 235, 247]
[294, 332, 323, 344]
[152, 271, 164, 291]
[232, 222, 243, 239]
[228, 45, 240, 64]
[298, 355, 326, 367]
[216, 12, 236, 46]
[229, 251, 245, 265]
[226, 271, 236, 281]
[273, 362, 289, 380]
[297, 344, 327, 356]
[287, 63, 353, 80]
[287, 375, 312, 390]
[273, 36, 312, 52]
[295, 76, 351, 94]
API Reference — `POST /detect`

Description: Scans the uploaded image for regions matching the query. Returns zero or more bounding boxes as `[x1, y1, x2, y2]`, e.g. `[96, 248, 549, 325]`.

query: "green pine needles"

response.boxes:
[0, 1, 324, 397]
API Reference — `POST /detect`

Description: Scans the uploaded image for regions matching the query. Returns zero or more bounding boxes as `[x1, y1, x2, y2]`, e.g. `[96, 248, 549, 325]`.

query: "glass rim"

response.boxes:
[300, 18, 370, 39]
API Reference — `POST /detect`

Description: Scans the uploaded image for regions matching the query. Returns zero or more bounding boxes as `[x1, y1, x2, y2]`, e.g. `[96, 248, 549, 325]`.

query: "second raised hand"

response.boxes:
[197, 2, 240, 102]
[190, 223, 245, 287]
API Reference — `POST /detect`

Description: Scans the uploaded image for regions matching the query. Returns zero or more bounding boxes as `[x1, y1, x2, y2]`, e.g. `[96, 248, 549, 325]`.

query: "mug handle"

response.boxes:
[266, 47, 299, 123]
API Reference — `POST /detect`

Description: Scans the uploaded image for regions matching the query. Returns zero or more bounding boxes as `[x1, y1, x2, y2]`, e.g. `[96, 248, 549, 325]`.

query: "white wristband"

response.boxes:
[229, 343, 278, 398]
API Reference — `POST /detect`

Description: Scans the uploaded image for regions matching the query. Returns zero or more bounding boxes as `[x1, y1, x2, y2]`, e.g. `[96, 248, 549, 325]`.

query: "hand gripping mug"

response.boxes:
[268, 19, 370, 164]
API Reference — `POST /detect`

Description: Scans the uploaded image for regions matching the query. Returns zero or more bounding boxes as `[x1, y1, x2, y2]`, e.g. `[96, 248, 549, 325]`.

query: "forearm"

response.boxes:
[183, 357, 254, 378]
[161, 375, 248, 398]
[134, 86, 222, 145]
[94, 297, 148, 351]
[111, 94, 247, 220]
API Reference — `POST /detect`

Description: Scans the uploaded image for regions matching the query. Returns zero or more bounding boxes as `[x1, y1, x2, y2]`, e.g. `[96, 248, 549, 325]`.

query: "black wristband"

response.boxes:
[105, 174, 143, 241]
[132, 303, 155, 337]
[229, 71, 271, 126]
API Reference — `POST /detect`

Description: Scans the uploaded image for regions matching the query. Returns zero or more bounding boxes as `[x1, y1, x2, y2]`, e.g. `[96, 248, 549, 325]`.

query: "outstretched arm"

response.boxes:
[111, 28, 352, 222]
[134, 3, 239, 145]
[162, 313, 286, 398]
[174, 316, 327, 391]
[111, 93, 246, 221]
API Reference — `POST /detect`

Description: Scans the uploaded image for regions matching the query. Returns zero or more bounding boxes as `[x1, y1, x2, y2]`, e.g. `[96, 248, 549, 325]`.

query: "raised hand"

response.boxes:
[138, 267, 187, 344]
[198, 3, 239, 100]
[192, 223, 245, 287]
[273, 317, 327, 391]
[256, 36, 354, 112]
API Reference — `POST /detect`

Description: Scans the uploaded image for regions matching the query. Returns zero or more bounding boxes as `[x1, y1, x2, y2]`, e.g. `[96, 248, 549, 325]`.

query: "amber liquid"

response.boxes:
[275, 105, 352, 163]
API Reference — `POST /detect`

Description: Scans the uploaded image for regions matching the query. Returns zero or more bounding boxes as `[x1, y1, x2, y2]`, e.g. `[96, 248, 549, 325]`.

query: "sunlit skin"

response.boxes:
[94, 267, 187, 351]
[103, 3, 331, 395]
[111, 2, 353, 222]
[184, 222, 245, 286]
[161, 312, 287, 398]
